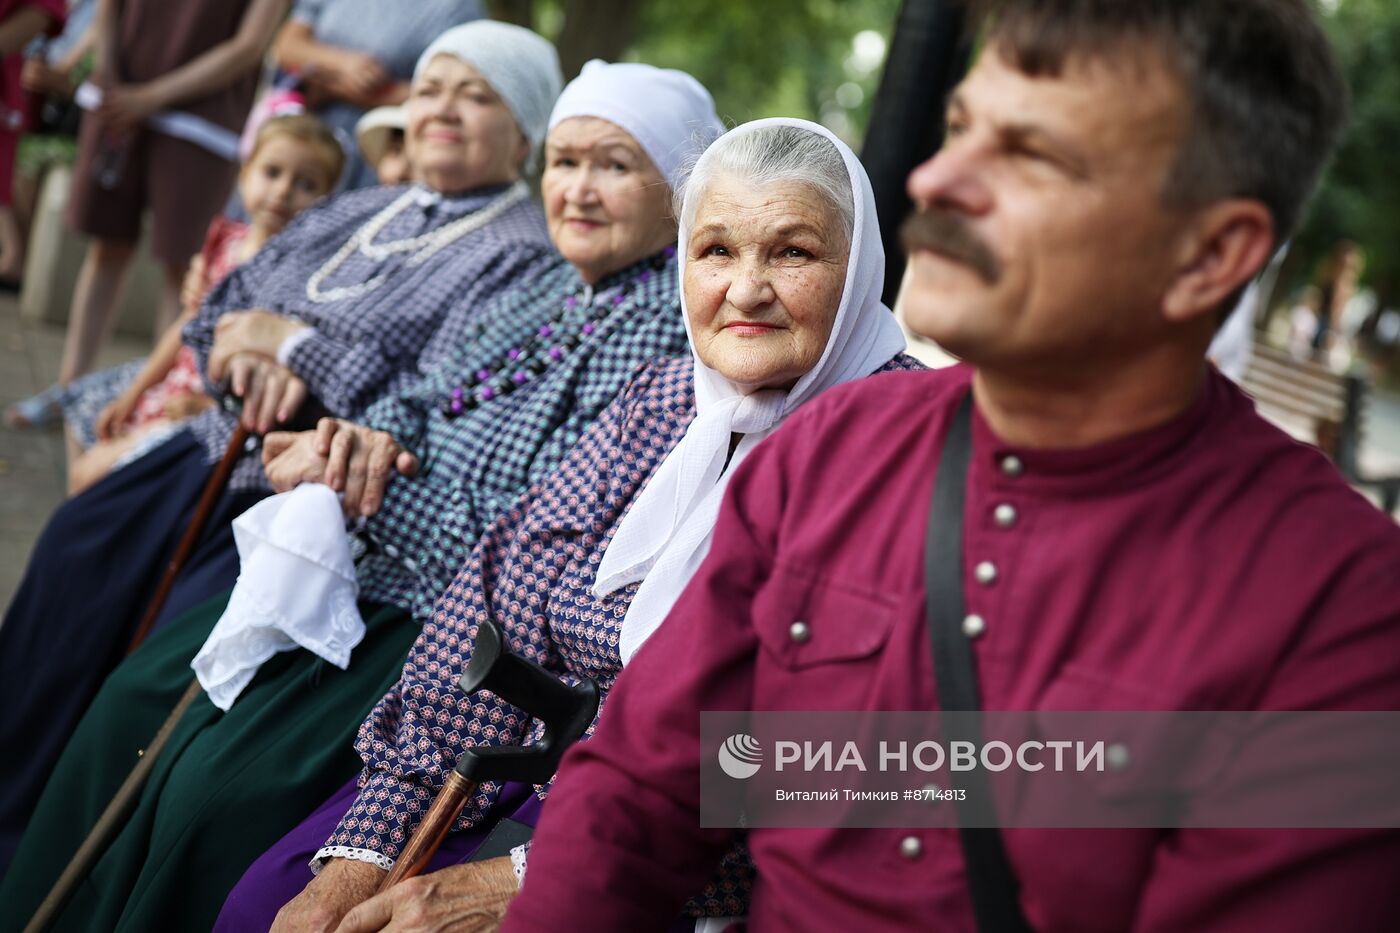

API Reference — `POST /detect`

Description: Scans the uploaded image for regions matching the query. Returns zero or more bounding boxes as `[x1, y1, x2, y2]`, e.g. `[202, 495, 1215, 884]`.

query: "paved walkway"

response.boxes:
[0, 296, 147, 610]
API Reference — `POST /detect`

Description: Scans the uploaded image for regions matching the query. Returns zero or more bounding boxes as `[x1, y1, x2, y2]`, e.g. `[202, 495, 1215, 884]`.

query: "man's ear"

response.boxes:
[1162, 199, 1274, 324]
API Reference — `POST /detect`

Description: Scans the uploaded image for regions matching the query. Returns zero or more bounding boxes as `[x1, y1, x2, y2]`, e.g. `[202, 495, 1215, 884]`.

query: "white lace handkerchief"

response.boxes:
[192, 484, 364, 710]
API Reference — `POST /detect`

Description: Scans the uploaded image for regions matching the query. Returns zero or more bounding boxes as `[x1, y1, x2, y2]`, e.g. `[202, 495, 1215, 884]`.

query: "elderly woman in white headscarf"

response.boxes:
[245, 118, 919, 933]
[0, 24, 565, 880]
[0, 56, 731, 933]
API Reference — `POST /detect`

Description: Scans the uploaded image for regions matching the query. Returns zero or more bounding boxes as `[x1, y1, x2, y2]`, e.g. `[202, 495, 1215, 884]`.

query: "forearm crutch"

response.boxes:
[125, 422, 252, 655]
[377, 619, 600, 891]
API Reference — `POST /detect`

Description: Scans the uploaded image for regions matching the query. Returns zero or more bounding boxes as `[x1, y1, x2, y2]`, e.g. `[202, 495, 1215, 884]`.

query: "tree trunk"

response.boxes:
[860, 0, 972, 306]
[554, 0, 644, 80]
[487, 0, 534, 27]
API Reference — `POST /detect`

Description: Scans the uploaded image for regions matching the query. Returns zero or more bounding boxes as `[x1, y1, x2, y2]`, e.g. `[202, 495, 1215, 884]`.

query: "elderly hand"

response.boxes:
[271, 857, 385, 933]
[96, 83, 166, 134]
[315, 418, 419, 518]
[210, 309, 308, 372]
[333, 858, 519, 933]
[223, 352, 308, 433]
[262, 429, 327, 492]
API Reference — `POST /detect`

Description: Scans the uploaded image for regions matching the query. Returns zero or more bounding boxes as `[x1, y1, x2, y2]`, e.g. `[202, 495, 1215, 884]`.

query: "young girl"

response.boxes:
[65, 113, 343, 494]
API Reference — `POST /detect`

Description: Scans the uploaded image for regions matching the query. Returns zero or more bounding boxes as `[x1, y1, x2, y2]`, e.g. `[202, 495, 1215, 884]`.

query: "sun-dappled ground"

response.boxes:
[0, 297, 147, 611]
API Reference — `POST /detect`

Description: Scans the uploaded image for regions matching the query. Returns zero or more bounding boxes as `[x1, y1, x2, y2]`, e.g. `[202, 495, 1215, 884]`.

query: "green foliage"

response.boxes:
[525, 0, 901, 145]
[630, 0, 899, 140]
[1293, 0, 1400, 307]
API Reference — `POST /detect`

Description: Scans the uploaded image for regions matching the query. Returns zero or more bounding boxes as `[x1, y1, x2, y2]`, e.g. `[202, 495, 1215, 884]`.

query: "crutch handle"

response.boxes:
[376, 770, 478, 892]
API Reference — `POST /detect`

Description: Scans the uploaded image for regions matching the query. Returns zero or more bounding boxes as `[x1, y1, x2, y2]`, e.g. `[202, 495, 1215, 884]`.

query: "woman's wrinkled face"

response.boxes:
[685, 175, 849, 392]
[542, 117, 676, 284]
[407, 55, 529, 193]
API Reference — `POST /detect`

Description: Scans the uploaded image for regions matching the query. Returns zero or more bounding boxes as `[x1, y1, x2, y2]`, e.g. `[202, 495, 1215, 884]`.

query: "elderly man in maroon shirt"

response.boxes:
[504, 1, 1400, 930]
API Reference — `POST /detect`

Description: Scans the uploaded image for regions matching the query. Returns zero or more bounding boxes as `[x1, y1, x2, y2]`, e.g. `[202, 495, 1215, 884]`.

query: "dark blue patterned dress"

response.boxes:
[0, 250, 695, 931]
[0, 182, 555, 874]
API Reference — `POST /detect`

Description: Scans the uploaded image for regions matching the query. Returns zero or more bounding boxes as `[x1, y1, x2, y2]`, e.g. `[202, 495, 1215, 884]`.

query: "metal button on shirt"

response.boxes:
[994, 503, 1018, 528]
[899, 835, 923, 859]
[962, 614, 986, 639]
[1000, 455, 1024, 477]
[974, 561, 998, 586]
[789, 620, 811, 644]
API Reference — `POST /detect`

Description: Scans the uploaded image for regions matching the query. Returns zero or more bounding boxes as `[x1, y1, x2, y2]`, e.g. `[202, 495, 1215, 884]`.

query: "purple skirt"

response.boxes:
[216, 776, 719, 932]
[214, 776, 542, 930]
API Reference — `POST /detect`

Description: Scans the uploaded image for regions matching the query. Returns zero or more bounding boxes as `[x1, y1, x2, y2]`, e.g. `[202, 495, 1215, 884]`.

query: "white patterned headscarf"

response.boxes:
[547, 60, 724, 190]
[415, 21, 563, 155]
[595, 118, 908, 663]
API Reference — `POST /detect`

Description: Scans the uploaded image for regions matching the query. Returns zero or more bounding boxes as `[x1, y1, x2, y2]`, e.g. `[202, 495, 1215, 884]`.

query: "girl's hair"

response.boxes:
[246, 114, 346, 190]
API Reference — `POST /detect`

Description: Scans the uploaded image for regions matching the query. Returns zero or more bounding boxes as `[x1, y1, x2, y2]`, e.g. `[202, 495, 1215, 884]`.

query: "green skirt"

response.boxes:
[0, 592, 419, 933]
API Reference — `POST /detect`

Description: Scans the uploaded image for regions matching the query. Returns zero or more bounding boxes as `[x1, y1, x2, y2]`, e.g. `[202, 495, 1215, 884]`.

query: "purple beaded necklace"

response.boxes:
[442, 245, 676, 418]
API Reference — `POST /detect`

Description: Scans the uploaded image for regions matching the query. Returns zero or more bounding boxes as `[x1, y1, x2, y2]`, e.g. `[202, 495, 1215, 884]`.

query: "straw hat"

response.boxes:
[355, 104, 408, 167]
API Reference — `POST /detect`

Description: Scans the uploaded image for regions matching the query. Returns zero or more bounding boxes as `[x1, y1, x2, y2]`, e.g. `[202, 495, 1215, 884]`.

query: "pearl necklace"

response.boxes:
[442, 247, 676, 418]
[305, 181, 530, 305]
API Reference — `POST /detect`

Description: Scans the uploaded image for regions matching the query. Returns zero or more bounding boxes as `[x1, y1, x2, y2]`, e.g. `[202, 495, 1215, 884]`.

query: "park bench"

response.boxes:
[1240, 337, 1400, 513]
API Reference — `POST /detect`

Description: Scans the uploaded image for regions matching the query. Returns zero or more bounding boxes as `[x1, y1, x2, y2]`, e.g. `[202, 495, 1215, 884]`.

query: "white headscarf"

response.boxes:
[414, 21, 563, 155]
[547, 60, 724, 190]
[595, 118, 908, 663]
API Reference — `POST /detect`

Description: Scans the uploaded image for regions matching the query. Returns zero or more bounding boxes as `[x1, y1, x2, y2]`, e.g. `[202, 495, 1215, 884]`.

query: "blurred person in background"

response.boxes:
[1310, 239, 1365, 361]
[0, 0, 64, 287]
[355, 101, 411, 186]
[2, 0, 94, 289]
[273, 0, 485, 191]
[5, 0, 288, 429]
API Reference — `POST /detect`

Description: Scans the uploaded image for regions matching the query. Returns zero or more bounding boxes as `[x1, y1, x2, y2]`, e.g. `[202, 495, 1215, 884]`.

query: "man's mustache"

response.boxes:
[900, 209, 1002, 285]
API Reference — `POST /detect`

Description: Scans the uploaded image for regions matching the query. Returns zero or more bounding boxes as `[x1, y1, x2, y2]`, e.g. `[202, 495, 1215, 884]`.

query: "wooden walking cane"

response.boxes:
[125, 423, 252, 655]
[25, 420, 255, 931]
[378, 619, 600, 891]
[22, 679, 203, 933]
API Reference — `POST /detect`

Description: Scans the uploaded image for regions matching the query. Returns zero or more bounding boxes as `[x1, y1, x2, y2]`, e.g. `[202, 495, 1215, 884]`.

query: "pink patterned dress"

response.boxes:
[127, 217, 249, 427]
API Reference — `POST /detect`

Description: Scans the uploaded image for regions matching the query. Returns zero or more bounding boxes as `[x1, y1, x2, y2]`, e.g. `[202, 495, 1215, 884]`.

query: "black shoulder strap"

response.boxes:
[925, 392, 1034, 933]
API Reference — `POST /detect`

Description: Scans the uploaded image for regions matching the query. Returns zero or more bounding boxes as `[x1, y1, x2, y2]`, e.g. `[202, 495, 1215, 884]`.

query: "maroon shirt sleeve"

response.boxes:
[501, 405, 811, 932]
